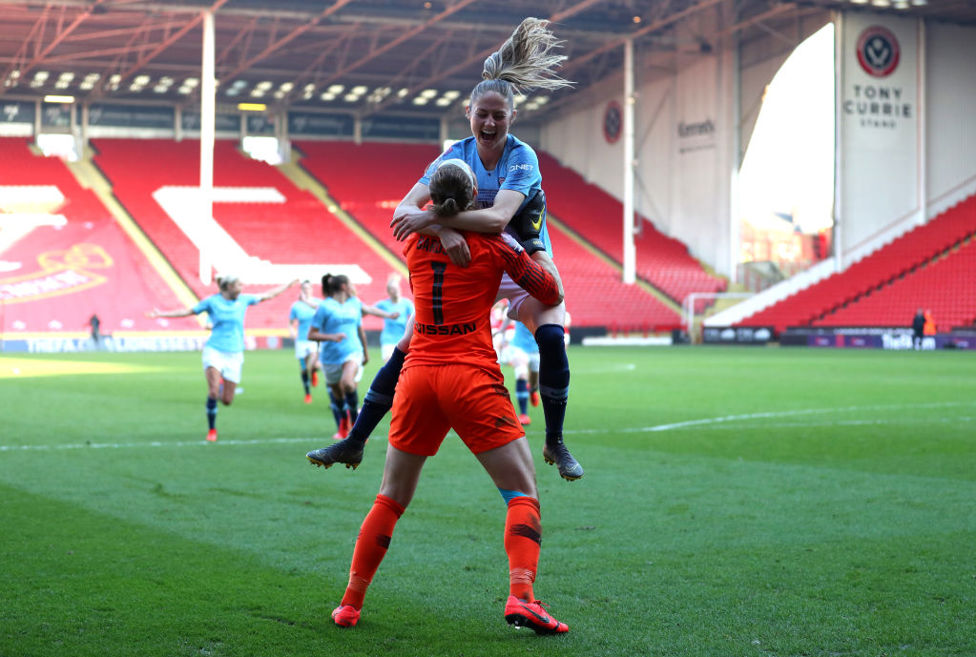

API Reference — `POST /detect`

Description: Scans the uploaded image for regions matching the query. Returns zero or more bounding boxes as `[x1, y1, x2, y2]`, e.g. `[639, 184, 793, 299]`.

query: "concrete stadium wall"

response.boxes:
[837, 14, 976, 262]
[538, 9, 829, 280]
[539, 10, 976, 283]
[925, 21, 976, 215]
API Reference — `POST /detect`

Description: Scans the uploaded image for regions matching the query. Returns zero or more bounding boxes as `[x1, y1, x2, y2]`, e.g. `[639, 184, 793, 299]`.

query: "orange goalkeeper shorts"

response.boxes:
[388, 363, 524, 456]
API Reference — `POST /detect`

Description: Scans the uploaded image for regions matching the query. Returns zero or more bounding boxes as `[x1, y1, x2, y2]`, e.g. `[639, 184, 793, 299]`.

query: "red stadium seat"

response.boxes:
[92, 138, 395, 330]
[295, 140, 681, 329]
[536, 151, 727, 312]
[739, 195, 976, 333]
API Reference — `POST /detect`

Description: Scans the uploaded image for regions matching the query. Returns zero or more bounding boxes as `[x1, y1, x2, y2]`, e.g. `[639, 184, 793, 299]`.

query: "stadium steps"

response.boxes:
[545, 211, 681, 316]
[0, 137, 200, 336]
[294, 140, 440, 261]
[536, 150, 727, 312]
[90, 138, 397, 332]
[813, 234, 976, 331]
[67, 145, 202, 315]
[294, 140, 681, 330]
[738, 193, 976, 333]
[276, 151, 407, 278]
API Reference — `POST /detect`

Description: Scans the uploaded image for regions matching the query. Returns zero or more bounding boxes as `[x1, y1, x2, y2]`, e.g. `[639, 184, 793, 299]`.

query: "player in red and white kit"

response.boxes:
[324, 159, 570, 635]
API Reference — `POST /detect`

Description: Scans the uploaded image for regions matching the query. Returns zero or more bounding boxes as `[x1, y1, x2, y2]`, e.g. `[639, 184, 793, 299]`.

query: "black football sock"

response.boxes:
[346, 346, 405, 445]
[206, 396, 218, 430]
[535, 324, 569, 447]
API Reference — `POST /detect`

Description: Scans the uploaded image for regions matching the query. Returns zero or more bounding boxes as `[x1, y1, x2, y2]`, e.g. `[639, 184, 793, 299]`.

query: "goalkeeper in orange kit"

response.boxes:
[324, 158, 571, 635]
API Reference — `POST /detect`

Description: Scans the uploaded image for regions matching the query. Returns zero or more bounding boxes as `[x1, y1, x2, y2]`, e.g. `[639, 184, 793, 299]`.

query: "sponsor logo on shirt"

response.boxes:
[415, 321, 477, 336]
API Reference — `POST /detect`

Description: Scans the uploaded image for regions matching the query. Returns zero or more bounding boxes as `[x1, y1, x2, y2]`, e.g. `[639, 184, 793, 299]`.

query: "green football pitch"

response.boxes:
[1, 346, 973, 657]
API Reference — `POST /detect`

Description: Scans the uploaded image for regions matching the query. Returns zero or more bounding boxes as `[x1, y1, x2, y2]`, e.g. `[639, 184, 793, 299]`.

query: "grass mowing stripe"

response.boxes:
[0, 483, 346, 657]
[1, 347, 975, 656]
[6, 399, 972, 449]
[0, 436, 333, 452]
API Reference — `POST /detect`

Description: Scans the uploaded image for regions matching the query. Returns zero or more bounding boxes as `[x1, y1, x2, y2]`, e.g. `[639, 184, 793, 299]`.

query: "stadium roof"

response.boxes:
[0, 0, 972, 124]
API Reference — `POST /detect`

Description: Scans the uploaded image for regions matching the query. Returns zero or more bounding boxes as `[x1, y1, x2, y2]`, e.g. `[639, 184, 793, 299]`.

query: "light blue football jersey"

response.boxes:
[312, 296, 364, 365]
[192, 293, 260, 353]
[420, 135, 552, 255]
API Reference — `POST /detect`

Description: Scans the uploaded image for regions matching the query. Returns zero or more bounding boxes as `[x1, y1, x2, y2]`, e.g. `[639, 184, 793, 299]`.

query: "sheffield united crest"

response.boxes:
[856, 25, 900, 78]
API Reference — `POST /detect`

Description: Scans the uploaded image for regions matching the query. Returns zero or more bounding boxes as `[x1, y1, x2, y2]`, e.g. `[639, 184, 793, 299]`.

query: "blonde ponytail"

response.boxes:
[471, 18, 573, 108]
[482, 18, 574, 94]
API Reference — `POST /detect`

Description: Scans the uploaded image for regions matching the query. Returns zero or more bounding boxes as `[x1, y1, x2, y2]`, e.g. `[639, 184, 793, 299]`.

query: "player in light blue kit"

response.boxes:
[149, 274, 297, 442]
[499, 320, 541, 425]
[289, 280, 324, 404]
[374, 273, 414, 362]
[307, 18, 583, 481]
[307, 273, 399, 440]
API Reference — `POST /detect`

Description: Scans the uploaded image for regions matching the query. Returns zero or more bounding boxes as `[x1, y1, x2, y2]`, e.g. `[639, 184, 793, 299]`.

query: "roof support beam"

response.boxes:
[559, 0, 727, 77]
[274, 29, 362, 107]
[541, 0, 732, 116]
[83, 0, 228, 99]
[361, 0, 606, 118]
[0, 6, 50, 90]
[41, 42, 160, 65]
[0, 0, 106, 97]
[111, 0, 231, 88]
[61, 21, 188, 44]
[216, 0, 357, 85]
[297, 0, 481, 99]
[214, 16, 259, 69]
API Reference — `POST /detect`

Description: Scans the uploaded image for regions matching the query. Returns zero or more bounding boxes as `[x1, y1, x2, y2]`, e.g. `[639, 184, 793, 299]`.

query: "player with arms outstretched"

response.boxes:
[148, 275, 297, 442]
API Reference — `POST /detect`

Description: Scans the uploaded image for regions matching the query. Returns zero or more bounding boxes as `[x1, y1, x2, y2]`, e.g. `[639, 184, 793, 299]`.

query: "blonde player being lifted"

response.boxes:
[307, 18, 582, 481]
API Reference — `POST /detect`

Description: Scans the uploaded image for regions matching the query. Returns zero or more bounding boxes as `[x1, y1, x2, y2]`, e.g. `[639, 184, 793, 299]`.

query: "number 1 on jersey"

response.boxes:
[431, 262, 446, 325]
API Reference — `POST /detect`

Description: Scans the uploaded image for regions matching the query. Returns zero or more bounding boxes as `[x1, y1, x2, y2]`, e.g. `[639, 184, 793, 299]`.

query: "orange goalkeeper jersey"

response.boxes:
[403, 232, 561, 368]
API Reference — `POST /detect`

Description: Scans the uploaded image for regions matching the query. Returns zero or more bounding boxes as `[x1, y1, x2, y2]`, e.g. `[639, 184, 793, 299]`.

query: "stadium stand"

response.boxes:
[0, 137, 192, 335]
[815, 238, 976, 332]
[295, 140, 440, 259]
[0, 138, 102, 219]
[546, 222, 680, 329]
[738, 195, 976, 334]
[536, 151, 727, 313]
[92, 138, 394, 330]
[295, 140, 682, 330]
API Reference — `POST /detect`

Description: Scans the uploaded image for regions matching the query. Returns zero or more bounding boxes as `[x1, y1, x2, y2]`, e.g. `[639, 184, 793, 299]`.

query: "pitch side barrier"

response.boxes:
[778, 327, 976, 351]
[701, 326, 774, 346]
[702, 326, 976, 350]
[0, 334, 283, 353]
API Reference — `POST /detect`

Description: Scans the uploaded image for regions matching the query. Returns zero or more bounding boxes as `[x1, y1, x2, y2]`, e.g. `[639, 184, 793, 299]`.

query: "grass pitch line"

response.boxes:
[561, 401, 975, 435]
[4, 401, 972, 453]
[643, 407, 854, 433]
[0, 436, 331, 453]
